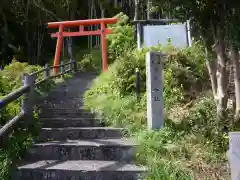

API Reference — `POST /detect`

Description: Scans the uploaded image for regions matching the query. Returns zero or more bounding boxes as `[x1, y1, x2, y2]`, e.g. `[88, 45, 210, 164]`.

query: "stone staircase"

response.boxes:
[11, 72, 145, 180]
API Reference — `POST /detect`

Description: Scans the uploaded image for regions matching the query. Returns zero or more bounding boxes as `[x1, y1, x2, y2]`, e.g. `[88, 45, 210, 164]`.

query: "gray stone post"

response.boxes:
[146, 52, 164, 130]
[228, 132, 240, 180]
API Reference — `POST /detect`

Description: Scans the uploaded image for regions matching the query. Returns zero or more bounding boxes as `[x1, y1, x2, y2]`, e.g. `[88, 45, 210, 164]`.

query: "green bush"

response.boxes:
[107, 12, 136, 63]
[93, 42, 209, 109]
[0, 60, 56, 180]
[77, 49, 102, 72]
[84, 41, 229, 179]
[84, 42, 209, 126]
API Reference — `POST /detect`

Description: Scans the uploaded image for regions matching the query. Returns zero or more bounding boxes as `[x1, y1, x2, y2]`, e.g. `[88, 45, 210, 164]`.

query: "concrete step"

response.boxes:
[39, 112, 94, 118]
[39, 103, 83, 107]
[37, 127, 124, 141]
[38, 102, 84, 109]
[41, 98, 82, 103]
[39, 107, 87, 112]
[25, 139, 135, 162]
[12, 160, 146, 180]
[40, 100, 82, 105]
[38, 108, 95, 118]
[46, 96, 83, 100]
[38, 105, 85, 110]
[40, 118, 104, 128]
[17, 73, 144, 179]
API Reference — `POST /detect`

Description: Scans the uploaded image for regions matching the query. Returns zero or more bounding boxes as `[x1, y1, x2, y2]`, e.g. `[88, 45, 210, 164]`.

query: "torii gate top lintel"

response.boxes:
[47, 17, 118, 73]
[48, 17, 118, 28]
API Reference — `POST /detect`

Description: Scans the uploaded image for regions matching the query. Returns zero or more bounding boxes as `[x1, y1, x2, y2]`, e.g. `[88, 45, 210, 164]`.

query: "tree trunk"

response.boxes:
[100, 4, 105, 18]
[208, 20, 229, 124]
[114, 0, 118, 8]
[0, 8, 9, 65]
[25, 0, 31, 63]
[93, 1, 99, 48]
[205, 47, 218, 98]
[36, 25, 44, 64]
[147, 0, 153, 20]
[214, 38, 229, 123]
[134, 0, 139, 21]
[230, 43, 240, 120]
[36, 10, 44, 64]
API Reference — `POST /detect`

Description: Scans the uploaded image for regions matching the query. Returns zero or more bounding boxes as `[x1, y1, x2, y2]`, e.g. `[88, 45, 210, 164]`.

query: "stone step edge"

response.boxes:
[31, 138, 137, 147]
[39, 117, 101, 120]
[38, 107, 86, 110]
[38, 110, 89, 113]
[40, 127, 124, 131]
[16, 160, 147, 172]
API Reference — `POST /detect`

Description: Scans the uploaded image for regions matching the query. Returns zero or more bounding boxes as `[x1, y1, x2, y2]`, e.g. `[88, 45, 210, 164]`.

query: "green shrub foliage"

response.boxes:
[0, 61, 55, 180]
[78, 49, 102, 72]
[84, 13, 229, 180]
[107, 12, 136, 63]
[90, 42, 209, 109]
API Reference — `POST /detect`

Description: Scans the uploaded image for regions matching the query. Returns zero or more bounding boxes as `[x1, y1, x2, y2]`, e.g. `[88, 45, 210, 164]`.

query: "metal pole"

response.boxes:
[136, 68, 140, 101]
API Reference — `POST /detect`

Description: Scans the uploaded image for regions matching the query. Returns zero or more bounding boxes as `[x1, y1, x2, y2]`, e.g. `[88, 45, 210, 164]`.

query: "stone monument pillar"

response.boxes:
[146, 52, 164, 130]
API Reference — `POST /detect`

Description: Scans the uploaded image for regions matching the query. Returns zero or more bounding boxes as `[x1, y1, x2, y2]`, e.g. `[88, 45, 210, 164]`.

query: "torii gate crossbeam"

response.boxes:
[47, 18, 118, 73]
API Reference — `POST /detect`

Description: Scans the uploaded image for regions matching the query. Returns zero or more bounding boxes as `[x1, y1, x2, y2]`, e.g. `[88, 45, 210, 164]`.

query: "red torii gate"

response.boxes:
[47, 18, 118, 73]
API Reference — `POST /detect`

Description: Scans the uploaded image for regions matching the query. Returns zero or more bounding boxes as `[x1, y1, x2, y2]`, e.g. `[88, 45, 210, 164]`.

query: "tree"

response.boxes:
[0, 0, 149, 66]
[152, 0, 240, 125]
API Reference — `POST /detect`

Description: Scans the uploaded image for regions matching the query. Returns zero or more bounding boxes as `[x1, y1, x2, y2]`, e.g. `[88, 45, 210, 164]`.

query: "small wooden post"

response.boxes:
[44, 63, 49, 80]
[69, 59, 72, 71]
[73, 60, 77, 73]
[21, 73, 35, 126]
[60, 61, 65, 78]
[70, 59, 76, 73]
